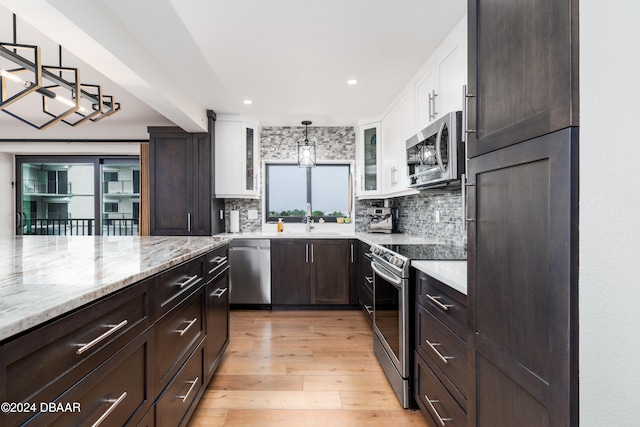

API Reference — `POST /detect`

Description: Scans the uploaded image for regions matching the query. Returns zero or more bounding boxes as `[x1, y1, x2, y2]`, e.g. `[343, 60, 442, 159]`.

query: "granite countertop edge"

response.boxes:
[0, 236, 232, 342]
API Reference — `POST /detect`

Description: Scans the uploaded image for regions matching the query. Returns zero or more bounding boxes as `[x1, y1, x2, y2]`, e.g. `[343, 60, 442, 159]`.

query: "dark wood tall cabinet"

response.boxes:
[148, 127, 211, 235]
[467, 1, 579, 426]
[466, 0, 579, 158]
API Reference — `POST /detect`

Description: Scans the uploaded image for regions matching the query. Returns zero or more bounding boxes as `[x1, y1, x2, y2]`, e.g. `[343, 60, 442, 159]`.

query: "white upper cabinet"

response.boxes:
[355, 120, 381, 198]
[215, 115, 260, 198]
[415, 17, 468, 131]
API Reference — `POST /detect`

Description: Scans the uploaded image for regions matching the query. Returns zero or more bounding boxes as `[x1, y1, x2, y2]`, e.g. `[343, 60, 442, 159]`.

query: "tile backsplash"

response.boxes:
[221, 125, 466, 248]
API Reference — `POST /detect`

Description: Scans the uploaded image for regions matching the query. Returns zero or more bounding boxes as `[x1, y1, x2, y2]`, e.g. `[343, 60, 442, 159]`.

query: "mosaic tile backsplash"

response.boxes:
[222, 125, 466, 248]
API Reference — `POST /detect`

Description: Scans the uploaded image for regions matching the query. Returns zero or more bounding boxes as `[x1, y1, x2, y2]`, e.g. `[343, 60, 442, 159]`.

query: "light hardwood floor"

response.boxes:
[188, 310, 429, 427]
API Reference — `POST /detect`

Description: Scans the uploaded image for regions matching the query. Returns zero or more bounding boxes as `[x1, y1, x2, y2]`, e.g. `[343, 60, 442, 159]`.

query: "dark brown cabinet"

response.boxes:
[148, 127, 211, 235]
[272, 239, 309, 305]
[357, 240, 374, 324]
[271, 239, 350, 306]
[0, 244, 230, 427]
[310, 239, 350, 304]
[414, 270, 468, 426]
[204, 246, 230, 381]
[467, 1, 579, 425]
[467, 129, 578, 426]
[0, 279, 153, 427]
[467, 0, 578, 157]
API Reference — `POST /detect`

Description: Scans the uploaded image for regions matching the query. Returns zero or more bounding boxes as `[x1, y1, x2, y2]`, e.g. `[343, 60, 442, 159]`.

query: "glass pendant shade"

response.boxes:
[298, 120, 316, 167]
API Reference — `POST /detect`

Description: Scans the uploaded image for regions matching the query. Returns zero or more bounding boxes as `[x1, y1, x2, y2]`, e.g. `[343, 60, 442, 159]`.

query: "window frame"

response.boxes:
[264, 162, 352, 223]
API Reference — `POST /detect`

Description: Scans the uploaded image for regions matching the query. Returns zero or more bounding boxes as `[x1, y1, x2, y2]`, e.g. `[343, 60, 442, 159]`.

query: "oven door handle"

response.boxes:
[371, 262, 403, 288]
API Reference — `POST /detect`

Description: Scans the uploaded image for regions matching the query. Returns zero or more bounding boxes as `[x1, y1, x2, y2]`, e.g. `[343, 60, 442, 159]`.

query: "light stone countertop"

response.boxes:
[216, 231, 445, 246]
[0, 235, 231, 342]
[411, 260, 467, 295]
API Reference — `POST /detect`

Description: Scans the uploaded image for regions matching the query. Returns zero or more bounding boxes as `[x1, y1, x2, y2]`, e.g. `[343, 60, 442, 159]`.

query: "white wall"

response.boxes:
[580, 1, 640, 425]
[0, 153, 15, 237]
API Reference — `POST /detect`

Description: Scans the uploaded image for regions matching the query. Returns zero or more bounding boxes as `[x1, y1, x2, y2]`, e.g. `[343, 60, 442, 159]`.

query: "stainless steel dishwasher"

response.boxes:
[228, 239, 271, 308]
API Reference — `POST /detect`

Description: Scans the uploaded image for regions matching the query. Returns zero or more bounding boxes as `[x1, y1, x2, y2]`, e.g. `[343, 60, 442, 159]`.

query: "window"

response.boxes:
[266, 164, 351, 222]
[16, 156, 139, 236]
[104, 202, 119, 213]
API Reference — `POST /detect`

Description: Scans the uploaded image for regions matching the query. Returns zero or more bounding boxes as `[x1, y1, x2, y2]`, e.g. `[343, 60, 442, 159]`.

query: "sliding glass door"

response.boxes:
[16, 156, 139, 236]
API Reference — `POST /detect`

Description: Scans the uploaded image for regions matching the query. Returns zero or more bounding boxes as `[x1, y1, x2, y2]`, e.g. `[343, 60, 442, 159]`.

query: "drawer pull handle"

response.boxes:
[178, 274, 199, 289]
[208, 258, 229, 275]
[179, 377, 199, 403]
[426, 294, 452, 311]
[426, 340, 453, 365]
[365, 276, 373, 285]
[91, 391, 127, 427]
[211, 287, 228, 298]
[76, 320, 128, 355]
[424, 394, 451, 426]
[364, 304, 373, 315]
[177, 318, 198, 336]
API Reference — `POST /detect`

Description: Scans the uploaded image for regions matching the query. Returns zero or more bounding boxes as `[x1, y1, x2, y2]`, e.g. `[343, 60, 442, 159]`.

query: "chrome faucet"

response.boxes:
[305, 203, 312, 232]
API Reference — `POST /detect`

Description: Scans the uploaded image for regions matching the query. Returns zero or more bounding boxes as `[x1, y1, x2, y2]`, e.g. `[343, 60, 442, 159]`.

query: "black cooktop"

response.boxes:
[380, 244, 467, 261]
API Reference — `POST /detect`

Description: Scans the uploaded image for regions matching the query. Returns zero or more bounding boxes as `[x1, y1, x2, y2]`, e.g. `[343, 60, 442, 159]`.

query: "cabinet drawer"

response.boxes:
[358, 279, 373, 324]
[414, 351, 466, 427]
[156, 256, 205, 317]
[415, 302, 467, 408]
[155, 287, 205, 397]
[416, 271, 467, 339]
[1, 279, 152, 423]
[156, 342, 205, 427]
[19, 329, 153, 427]
[203, 245, 229, 282]
[205, 265, 230, 380]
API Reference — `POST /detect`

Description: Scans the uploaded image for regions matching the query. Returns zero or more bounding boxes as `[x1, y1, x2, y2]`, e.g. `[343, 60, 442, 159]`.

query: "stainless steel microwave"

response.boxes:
[406, 111, 464, 189]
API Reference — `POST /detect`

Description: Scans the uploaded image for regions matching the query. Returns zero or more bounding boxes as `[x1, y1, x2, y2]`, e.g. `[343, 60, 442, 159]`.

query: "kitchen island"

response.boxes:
[0, 235, 231, 342]
[0, 235, 231, 427]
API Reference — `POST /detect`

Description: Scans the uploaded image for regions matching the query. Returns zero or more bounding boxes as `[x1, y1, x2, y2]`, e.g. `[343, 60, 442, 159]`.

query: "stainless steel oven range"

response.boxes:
[368, 243, 467, 408]
[370, 244, 412, 408]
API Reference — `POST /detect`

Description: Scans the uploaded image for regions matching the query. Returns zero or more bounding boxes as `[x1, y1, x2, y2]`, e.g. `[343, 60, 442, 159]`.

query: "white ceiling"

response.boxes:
[0, 0, 466, 139]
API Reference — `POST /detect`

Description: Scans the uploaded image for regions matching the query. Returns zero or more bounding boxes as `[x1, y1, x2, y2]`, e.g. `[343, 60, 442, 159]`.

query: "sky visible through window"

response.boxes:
[267, 164, 350, 219]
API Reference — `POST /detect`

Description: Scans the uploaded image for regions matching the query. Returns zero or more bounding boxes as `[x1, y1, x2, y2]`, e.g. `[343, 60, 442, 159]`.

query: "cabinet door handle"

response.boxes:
[425, 294, 452, 311]
[91, 391, 127, 427]
[187, 212, 192, 232]
[177, 317, 198, 336]
[211, 287, 228, 298]
[311, 244, 314, 263]
[428, 92, 434, 120]
[426, 340, 453, 364]
[431, 89, 438, 118]
[178, 274, 199, 289]
[463, 84, 476, 135]
[178, 377, 199, 403]
[351, 244, 354, 263]
[306, 244, 309, 263]
[424, 394, 451, 426]
[76, 320, 128, 355]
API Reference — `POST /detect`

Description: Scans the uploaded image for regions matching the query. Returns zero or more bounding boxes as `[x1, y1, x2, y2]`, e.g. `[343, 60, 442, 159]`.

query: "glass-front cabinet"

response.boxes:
[355, 121, 381, 198]
[215, 115, 260, 198]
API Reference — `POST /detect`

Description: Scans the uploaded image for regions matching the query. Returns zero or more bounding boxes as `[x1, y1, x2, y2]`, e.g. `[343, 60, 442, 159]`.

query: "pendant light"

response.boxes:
[297, 120, 316, 167]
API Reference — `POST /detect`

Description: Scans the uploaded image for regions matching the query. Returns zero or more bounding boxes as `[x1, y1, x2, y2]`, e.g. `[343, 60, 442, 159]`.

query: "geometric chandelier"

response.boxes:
[0, 15, 120, 130]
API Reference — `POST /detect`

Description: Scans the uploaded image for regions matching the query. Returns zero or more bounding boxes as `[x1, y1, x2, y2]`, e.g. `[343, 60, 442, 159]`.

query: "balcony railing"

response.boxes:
[23, 218, 94, 235]
[103, 180, 140, 195]
[23, 179, 72, 195]
[23, 218, 139, 236]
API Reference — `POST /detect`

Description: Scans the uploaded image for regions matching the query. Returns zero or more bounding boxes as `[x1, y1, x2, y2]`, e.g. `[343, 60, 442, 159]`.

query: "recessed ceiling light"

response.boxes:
[346, 79, 358, 85]
[243, 99, 253, 105]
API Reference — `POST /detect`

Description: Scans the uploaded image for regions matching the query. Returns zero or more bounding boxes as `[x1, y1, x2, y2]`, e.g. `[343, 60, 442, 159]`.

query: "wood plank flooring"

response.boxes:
[188, 310, 430, 427]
